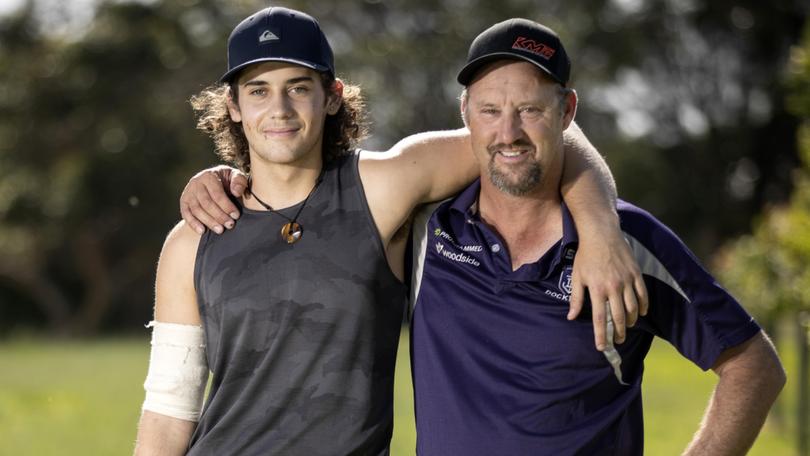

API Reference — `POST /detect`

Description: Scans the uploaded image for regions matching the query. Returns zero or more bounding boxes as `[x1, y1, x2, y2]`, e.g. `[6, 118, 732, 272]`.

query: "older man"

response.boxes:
[408, 18, 785, 455]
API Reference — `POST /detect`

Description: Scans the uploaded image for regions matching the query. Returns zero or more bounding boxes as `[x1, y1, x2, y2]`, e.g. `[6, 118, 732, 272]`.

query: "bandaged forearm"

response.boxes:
[142, 321, 208, 422]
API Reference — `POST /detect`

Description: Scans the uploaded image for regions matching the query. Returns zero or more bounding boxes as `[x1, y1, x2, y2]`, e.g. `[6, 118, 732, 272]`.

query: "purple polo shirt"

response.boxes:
[409, 180, 760, 456]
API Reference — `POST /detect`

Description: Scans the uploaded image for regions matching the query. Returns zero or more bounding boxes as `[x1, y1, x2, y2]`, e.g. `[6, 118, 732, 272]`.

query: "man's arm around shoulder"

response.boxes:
[134, 221, 206, 456]
[683, 331, 786, 456]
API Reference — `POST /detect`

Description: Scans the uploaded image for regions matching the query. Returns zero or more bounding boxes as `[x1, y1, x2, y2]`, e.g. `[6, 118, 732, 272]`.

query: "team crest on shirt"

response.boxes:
[559, 266, 574, 295]
[545, 266, 573, 302]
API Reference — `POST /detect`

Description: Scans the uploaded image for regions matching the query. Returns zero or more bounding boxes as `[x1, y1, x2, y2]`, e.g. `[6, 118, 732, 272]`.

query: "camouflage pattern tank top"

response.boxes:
[189, 151, 406, 455]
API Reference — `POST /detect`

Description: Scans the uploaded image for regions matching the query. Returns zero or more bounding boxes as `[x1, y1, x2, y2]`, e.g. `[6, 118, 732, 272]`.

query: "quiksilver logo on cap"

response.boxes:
[259, 30, 280, 43]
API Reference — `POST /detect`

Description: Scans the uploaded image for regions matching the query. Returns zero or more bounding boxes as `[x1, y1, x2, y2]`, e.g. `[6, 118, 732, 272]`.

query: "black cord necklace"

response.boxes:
[248, 169, 324, 244]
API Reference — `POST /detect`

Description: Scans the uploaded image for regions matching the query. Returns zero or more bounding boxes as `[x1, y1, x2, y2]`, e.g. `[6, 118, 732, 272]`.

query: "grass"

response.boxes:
[0, 338, 146, 455]
[0, 329, 800, 455]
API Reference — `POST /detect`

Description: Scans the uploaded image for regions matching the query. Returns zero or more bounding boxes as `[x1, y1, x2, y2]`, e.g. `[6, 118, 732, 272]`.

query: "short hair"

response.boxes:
[190, 73, 368, 173]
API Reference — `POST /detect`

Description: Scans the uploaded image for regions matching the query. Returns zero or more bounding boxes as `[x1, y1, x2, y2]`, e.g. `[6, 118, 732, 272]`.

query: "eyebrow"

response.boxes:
[242, 76, 316, 87]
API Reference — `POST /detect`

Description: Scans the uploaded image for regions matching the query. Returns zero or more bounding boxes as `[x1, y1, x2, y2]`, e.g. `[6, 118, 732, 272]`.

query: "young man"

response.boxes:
[408, 19, 785, 455]
[136, 7, 646, 455]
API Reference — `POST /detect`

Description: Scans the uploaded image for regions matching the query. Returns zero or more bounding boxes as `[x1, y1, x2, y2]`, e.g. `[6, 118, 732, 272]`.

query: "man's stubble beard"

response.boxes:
[487, 155, 542, 196]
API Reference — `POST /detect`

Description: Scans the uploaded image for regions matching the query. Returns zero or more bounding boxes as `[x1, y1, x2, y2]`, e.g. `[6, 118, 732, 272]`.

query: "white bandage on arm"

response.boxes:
[142, 321, 208, 422]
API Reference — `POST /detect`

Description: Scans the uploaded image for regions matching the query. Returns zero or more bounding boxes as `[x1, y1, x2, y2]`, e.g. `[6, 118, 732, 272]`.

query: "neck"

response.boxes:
[245, 154, 324, 210]
[478, 178, 563, 270]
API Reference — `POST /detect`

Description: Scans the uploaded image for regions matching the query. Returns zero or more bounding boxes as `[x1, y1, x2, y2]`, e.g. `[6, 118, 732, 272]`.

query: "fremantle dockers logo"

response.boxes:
[559, 266, 573, 295]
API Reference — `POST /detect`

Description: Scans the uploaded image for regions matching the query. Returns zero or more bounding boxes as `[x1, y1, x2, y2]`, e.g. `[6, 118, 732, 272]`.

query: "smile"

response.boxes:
[263, 127, 299, 137]
[498, 150, 526, 157]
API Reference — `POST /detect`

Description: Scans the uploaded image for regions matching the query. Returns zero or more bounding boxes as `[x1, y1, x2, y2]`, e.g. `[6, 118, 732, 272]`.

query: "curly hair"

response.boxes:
[190, 73, 368, 173]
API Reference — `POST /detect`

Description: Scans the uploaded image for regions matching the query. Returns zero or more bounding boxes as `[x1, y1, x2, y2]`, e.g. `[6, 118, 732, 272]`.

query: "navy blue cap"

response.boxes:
[457, 18, 570, 86]
[221, 7, 335, 83]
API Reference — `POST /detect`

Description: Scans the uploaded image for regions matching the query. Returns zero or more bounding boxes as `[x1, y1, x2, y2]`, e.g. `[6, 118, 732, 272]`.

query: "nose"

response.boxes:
[496, 111, 524, 145]
[267, 93, 293, 119]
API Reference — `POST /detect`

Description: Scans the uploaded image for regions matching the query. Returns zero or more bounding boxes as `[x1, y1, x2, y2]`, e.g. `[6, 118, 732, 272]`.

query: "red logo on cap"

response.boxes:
[512, 37, 555, 60]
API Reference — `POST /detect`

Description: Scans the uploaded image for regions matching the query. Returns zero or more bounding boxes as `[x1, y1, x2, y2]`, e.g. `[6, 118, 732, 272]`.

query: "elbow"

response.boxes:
[716, 332, 787, 402]
[762, 365, 787, 408]
[758, 345, 787, 401]
[769, 359, 787, 395]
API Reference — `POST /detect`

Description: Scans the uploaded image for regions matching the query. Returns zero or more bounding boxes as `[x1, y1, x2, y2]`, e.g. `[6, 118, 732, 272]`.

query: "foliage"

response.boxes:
[0, 1, 225, 335]
[0, 0, 806, 335]
[717, 21, 810, 320]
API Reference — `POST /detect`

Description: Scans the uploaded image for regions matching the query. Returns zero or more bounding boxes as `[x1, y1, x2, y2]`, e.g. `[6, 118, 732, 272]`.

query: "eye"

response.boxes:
[249, 87, 267, 96]
[519, 106, 542, 116]
[480, 107, 500, 116]
[289, 85, 310, 96]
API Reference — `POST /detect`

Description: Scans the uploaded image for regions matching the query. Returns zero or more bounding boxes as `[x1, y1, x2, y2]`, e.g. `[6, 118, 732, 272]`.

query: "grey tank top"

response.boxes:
[189, 152, 406, 455]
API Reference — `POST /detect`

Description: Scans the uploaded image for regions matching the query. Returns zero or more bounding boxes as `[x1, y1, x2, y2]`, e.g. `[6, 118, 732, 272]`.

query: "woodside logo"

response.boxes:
[435, 242, 480, 267]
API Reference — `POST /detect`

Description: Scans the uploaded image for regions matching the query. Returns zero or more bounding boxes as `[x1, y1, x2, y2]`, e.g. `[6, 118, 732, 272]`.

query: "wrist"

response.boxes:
[572, 208, 621, 242]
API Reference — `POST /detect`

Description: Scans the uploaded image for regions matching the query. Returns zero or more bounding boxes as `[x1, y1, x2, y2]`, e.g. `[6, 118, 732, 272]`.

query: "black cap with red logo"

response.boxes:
[457, 18, 570, 86]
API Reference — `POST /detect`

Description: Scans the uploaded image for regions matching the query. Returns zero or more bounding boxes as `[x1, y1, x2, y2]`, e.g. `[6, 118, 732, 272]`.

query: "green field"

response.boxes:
[0, 330, 799, 455]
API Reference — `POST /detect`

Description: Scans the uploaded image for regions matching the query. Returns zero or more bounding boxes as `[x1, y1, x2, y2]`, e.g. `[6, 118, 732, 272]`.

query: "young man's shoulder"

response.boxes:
[154, 220, 202, 324]
[157, 220, 203, 287]
[163, 220, 203, 257]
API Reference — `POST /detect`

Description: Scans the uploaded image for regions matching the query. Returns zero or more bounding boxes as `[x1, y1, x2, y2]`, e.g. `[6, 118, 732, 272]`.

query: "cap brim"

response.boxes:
[456, 52, 563, 86]
[220, 57, 331, 83]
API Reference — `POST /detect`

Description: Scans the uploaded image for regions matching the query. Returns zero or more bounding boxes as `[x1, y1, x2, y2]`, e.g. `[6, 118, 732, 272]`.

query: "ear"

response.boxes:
[326, 79, 344, 115]
[562, 89, 578, 130]
[227, 87, 242, 123]
[459, 90, 469, 127]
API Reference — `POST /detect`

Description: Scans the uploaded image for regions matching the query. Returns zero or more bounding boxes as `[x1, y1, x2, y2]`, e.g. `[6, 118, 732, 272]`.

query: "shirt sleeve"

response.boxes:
[617, 202, 761, 371]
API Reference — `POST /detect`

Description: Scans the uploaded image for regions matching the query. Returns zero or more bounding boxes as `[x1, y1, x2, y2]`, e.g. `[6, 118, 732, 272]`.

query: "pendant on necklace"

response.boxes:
[280, 221, 303, 244]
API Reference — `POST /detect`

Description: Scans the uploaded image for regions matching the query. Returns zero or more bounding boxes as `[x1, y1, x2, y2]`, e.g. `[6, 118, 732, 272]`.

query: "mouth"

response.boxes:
[497, 150, 526, 158]
[262, 126, 300, 137]
[492, 148, 533, 161]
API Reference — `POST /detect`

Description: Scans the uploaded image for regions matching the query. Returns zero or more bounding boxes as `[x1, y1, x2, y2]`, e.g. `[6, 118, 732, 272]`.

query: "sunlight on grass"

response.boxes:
[0, 329, 797, 455]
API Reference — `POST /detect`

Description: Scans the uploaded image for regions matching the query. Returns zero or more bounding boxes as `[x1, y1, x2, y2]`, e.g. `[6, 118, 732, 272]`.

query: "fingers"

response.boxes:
[194, 182, 235, 234]
[230, 170, 249, 201]
[623, 285, 639, 328]
[590, 289, 608, 351]
[608, 293, 626, 344]
[567, 274, 584, 320]
[180, 198, 205, 235]
[177, 166, 245, 235]
[186, 192, 225, 234]
[635, 275, 649, 317]
[586, 281, 637, 350]
[201, 176, 238, 228]
[208, 165, 244, 220]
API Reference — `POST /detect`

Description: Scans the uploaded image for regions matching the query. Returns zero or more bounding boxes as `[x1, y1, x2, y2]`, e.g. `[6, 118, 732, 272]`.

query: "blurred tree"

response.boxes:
[0, 0, 228, 335]
[717, 20, 810, 322]
[576, 0, 807, 256]
[0, 0, 806, 335]
[716, 22, 810, 452]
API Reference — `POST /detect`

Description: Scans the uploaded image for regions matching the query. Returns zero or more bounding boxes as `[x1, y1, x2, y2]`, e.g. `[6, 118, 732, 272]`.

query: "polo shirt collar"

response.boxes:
[448, 179, 580, 281]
